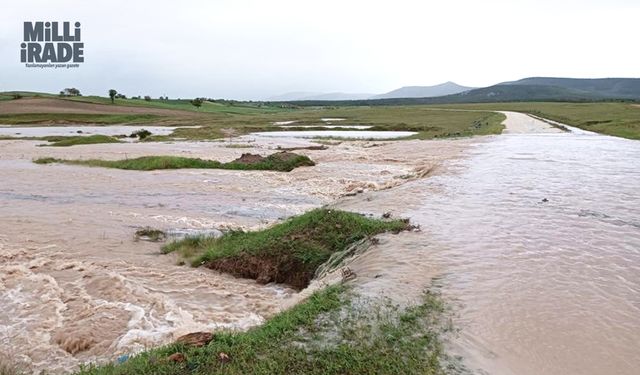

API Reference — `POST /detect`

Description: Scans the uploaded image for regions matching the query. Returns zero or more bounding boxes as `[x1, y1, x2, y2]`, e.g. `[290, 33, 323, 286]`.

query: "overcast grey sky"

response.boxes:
[1, 0, 638, 100]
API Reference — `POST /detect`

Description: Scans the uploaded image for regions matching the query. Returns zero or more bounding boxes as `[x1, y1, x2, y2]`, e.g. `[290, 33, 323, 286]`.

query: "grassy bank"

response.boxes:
[163, 209, 411, 289]
[34, 152, 315, 172]
[75, 209, 446, 375]
[436, 102, 640, 140]
[77, 285, 448, 375]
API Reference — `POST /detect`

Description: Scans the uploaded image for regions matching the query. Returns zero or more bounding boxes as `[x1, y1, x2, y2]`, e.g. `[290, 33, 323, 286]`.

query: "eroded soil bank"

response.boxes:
[0, 133, 470, 373]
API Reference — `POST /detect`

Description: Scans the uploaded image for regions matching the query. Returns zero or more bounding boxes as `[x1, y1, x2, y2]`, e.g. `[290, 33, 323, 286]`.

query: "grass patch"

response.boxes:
[41, 134, 122, 147]
[162, 209, 411, 289]
[76, 285, 448, 375]
[33, 152, 315, 172]
[224, 143, 254, 148]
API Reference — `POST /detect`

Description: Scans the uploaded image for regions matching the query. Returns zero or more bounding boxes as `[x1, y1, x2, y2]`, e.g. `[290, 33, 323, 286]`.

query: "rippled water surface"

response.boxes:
[348, 130, 640, 374]
[297, 124, 639, 375]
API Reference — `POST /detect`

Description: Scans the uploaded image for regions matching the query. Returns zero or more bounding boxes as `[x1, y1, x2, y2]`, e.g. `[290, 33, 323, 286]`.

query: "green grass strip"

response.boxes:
[33, 153, 315, 172]
[76, 285, 447, 375]
[42, 135, 122, 147]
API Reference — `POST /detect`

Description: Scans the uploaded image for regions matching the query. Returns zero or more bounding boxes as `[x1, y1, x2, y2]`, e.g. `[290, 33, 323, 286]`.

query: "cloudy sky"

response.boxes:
[1, 0, 638, 100]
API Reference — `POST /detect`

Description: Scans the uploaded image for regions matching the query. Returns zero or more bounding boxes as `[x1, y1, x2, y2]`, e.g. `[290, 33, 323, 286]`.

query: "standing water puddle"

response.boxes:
[0, 125, 198, 138]
[252, 130, 416, 139]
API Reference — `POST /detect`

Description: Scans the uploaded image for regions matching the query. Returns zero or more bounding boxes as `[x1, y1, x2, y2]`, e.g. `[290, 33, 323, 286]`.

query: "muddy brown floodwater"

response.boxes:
[0, 134, 468, 373]
[338, 113, 640, 375]
[3, 112, 638, 375]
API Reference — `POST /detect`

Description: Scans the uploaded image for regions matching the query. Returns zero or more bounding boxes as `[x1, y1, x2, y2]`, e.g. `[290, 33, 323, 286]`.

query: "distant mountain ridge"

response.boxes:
[371, 82, 474, 99]
[273, 77, 640, 105]
[267, 81, 473, 101]
[267, 92, 374, 101]
[501, 77, 640, 100]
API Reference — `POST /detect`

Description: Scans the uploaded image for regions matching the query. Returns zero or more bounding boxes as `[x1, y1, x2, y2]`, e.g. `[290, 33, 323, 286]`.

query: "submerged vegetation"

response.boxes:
[42, 134, 122, 147]
[76, 285, 449, 375]
[33, 152, 315, 172]
[162, 209, 412, 289]
[134, 227, 167, 242]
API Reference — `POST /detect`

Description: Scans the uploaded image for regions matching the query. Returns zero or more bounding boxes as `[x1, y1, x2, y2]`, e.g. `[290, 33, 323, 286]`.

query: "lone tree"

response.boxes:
[60, 88, 81, 96]
[108, 89, 117, 103]
[191, 98, 203, 109]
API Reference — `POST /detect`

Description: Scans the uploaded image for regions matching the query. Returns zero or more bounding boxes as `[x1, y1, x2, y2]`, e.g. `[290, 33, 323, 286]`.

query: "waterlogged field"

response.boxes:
[0, 95, 507, 141]
[1, 93, 638, 140]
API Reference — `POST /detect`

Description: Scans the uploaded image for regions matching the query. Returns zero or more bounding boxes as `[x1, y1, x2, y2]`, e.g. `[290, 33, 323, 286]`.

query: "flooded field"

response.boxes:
[2, 112, 638, 375]
[0, 133, 467, 373]
[0, 125, 197, 138]
[251, 130, 417, 139]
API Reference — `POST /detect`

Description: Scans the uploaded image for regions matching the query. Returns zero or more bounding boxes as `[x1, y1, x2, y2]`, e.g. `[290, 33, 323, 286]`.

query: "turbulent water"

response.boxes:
[339, 119, 640, 375]
[0, 135, 463, 373]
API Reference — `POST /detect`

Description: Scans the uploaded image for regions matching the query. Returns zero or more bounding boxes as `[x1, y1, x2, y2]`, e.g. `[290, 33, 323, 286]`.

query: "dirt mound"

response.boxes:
[0, 97, 199, 116]
[232, 153, 266, 164]
[232, 151, 306, 165]
[271, 151, 304, 162]
[175, 332, 214, 347]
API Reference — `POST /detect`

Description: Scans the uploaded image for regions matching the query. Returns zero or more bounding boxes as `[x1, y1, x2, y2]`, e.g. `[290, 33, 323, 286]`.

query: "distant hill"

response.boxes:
[372, 82, 473, 99]
[266, 81, 473, 101]
[282, 77, 640, 106]
[267, 92, 374, 101]
[502, 77, 640, 100]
